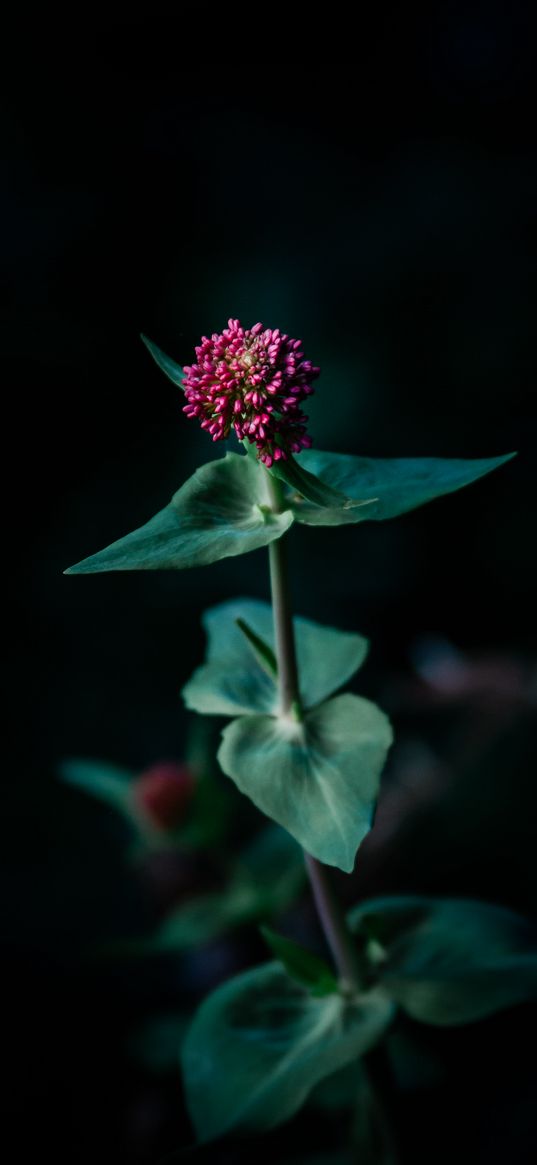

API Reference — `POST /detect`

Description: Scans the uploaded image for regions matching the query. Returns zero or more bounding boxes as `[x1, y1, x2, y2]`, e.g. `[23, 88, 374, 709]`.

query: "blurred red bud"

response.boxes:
[134, 761, 195, 830]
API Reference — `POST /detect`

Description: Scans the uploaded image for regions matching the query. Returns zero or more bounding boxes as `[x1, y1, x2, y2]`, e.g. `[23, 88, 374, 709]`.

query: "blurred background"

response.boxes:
[3, 9, 537, 1163]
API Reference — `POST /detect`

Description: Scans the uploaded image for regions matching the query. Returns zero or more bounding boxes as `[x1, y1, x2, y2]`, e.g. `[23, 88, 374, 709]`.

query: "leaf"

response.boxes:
[270, 453, 375, 513]
[141, 333, 184, 388]
[183, 599, 369, 717]
[59, 758, 134, 814]
[237, 824, 306, 914]
[135, 826, 306, 954]
[65, 454, 293, 574]
[129, 1012, 189, 1073]
[149, 883, 262, 952]
[181, 961, 394, 1140]
[260, 926, 338, 996]
[348, 896, 537, 1025]
[217, 693, 393, 872]
[236, 618, 278, 679]
[289, 450, 516, 526]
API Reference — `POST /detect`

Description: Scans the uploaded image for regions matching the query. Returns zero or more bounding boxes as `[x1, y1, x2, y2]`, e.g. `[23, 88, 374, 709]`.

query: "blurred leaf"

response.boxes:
[237, 824, 306, 913]
[348, 896, 537, 1025]
[181, 961, 394, 1140]
[385, 1023, 445, 1091]
[290, 450, 516, 525]
[135, 826, 306, 954]
[309, 1059, 365, 1111]
[59, 758, 135, 816]
[183, 598, 368, 717]
[65, 454, 293, 574]
[349, 1065, 399, 1164]
[141, 333, 185, 387]
[149, 883, 261, 951]
[218, 694, 393, 872]
[260, 926, 338, 996]
[176, 769, 233, 849]
[129, 1012, 188, 1073]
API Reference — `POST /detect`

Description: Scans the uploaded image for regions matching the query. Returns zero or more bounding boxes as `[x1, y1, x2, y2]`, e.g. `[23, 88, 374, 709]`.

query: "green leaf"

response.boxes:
[59, 758, 134, 814]
[270, 453, 375, 514]
[260, 926, 338, 996]
[129, 1012, 189, 1073]
[217, 693, 393, 872]
[181, 961, 394, 1140]
[348, 896, 537, 1025]
[65, 454, 293, 574]
[141, 333, 184, 387]
[134, 826, 305, 954]
[183, 599, 369, 717]
[237, 824, 306, 914]
[149, 882, 262, 951]
[289, 450, 516, 526]
[236, 618, 278, 679]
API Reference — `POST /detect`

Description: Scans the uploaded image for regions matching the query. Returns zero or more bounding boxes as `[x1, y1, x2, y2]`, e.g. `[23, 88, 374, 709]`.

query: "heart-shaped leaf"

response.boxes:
[289, 450, 515, 526]
[183, 599, 369, 717]
[217, 693, 393, 872]
[141, 333, 185, 387]
[65, 454, 293, 574]
[181, 960, 394, 1140]
[348, 896, 537, 1025]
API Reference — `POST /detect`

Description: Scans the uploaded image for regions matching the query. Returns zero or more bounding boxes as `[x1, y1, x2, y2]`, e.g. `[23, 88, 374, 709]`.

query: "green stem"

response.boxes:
[265, 470, 362, 992]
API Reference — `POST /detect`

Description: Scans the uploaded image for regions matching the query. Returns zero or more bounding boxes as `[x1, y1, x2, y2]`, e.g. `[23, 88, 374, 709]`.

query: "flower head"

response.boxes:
[182, 319, 319, 466]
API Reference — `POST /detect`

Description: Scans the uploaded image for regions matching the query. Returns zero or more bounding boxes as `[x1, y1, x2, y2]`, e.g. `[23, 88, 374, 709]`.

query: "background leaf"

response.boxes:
[65, 454, 292, 574]
[181, 961, 394, 1140]
[183, 599, 369, 717]
[141, 333, 185, 387]
[289, 450, 515, 525]
[217, 693, 393, 872]
[348, 896, 537, 1025]
[128, 826, 305, 953]
[60, 758, 135, 815]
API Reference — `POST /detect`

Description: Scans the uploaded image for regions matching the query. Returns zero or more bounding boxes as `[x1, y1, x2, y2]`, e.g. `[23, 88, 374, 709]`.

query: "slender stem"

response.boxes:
[265, 469, 361, 992]
[304, 854, 363, 992]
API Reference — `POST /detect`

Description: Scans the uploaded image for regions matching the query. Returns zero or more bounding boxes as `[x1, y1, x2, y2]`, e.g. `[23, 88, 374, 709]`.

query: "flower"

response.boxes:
[182, 319, 319, 466]
[134, 761, 195, 830]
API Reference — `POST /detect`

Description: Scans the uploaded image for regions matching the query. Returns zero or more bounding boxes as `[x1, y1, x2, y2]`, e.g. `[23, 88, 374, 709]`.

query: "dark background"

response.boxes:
[3, 10, 537, 1163]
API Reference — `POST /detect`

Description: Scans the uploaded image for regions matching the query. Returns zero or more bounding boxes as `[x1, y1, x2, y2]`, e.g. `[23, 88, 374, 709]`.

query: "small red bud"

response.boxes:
[134, 761, 195, 830]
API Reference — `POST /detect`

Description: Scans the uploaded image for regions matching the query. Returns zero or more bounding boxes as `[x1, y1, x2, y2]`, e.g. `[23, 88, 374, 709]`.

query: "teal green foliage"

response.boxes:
[60, 755, 232, 851]
[181, 961, 394, 1141]
[60, 758, 134, 815]
[64, 447, 514, 574]
[217, 694, 393, 872]
[260, 926, 338, 996]
[135, 826, 305, 953]
[349, 896, 537, 1025]
[269, 452, 375, 513]
[141, 334, 185, 387]
[289, 449, 515, 525]
[65, 454, 292, 574]
[183, 598, 368, 717]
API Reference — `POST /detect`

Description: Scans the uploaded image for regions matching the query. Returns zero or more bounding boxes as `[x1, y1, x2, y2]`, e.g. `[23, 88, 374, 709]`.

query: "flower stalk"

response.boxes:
[265, 468, 362, 992]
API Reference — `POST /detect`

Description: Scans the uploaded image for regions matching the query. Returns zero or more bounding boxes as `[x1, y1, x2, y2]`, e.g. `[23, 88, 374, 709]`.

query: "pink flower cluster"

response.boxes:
[182, 319, 319, 466]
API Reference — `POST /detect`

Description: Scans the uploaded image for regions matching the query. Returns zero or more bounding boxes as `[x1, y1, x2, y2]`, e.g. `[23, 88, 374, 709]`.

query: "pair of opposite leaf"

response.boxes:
[181, 894, 537, 1142]
[182, 598, 392, 872]
[65, 334, 514, 575]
